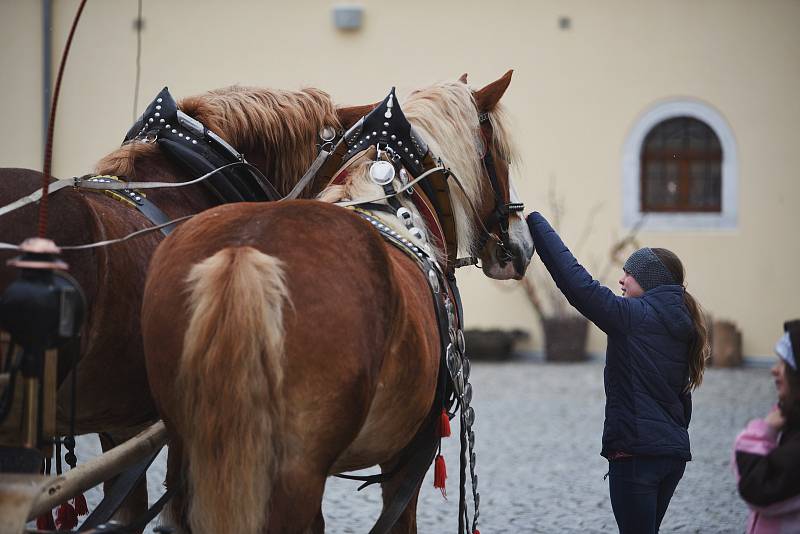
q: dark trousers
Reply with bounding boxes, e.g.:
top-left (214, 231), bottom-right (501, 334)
top-left (608, 456), bottom-right (686, 534)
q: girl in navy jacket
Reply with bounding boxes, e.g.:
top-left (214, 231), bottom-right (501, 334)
top-left (527, 212), bottom-right (709, 534)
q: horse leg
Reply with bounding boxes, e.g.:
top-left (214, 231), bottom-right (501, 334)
top-left (267, 461), bottom-right (328, 534)
top-left (308, 509), bottom-right (325, 534)
top-left (98, 427), bottom-right (151, 530)
top-left (378, 456), bottom-right (423, 534)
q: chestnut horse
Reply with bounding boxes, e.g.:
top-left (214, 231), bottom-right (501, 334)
top-left (0, 85), bottom-right (369, 520)
top-left (142, 71), bottom-right (533, 533)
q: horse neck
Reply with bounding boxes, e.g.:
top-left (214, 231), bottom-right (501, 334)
top-left (179, 87), bottom-right (339, 198)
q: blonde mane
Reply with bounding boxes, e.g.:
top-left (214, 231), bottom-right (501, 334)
top-left (319, 79), bottom-right (519, 259)
top-left (96, 86), bottom-right (339, 195)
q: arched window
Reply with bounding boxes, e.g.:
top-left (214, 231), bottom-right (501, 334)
top-left (622, 99), bottom-right (738, 230)
top-left (641, 117), bottom-right (722, 212)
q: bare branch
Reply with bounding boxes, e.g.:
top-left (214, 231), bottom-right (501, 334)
top-left (520, 277), bottom-right (546, 318)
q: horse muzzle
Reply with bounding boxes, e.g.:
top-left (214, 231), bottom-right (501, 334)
top-left (480, 236), bottom-right (532, 280)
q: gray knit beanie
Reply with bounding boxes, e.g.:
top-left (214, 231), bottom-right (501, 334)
top-left (623, 247), bottom-right (677, 292)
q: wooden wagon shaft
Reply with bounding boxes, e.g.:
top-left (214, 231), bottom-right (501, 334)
top-left (1, 421), bottom-right (167, 533)
top-left (25, 421), bottom-right (167, 521)
top-left (0, 421), bottom-right (166, 534)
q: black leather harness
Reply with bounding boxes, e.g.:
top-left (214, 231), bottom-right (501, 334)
top-left (327, 88), bottom-right (491, 534)
top-left (74, 174), bottom-right (176, 235)
top-left (77, 87), bottom-right (288, 236)
top-left (344, 209), bottom-right (464, 534)
top-left (125, 87), bottom-right (281, 204)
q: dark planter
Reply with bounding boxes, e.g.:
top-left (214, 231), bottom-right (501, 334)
top-left (463, 329), bottom-right (528, 361)
top-left (710, 320), bottom-right (742, 367)
top-left (542, 317), bottom-right (589, 362)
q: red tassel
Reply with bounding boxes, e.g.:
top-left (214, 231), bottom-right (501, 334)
top-left (439, 409), bottom-right (451, 438)
top-left (36, 511), bottom-right (56, 531)
top-left (473, 530), bottom-right (481, 534)
top-left (433, 454), bottom-right (447, 497)
top-left (73, 493), bottom-right (89, 515)
top-left (55, 502), bottom-right (78, 530)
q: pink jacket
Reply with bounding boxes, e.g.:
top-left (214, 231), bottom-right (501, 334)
top-left (733, 418), bottom-right (800, 534)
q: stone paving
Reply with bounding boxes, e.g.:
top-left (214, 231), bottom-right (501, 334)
top-left (76, 359), bottom-right (775, 533)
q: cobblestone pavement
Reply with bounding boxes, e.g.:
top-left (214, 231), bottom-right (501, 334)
top-left (75, 360), bottom-right (774, 533)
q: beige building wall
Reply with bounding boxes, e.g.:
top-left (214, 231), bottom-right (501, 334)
top-left (1, 0), bottom-right (44, 170)
top-left (1, 0), bottom-right (798, 357)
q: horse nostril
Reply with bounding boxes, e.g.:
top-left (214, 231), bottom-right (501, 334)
top-left (495, 245), bottom-right (513, 266)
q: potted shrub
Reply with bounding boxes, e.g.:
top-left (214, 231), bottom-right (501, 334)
top-left (463, 328), bottom-right (529, 361)
top-left (520, 275), bottom-right (590, 362)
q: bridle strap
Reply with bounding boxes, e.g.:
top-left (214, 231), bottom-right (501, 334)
top-left (474, 115), bottom-right (524, 263)
top-left (281, 147), bottom-right (331, 201)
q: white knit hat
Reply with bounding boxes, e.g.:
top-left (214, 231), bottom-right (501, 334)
top-left (775, 332), bottom-right (797, 370)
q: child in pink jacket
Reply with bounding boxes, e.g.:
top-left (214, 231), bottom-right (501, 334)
top-left (734, 319), bottom-right (800, 533)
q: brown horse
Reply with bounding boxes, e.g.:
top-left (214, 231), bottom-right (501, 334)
top-left (142, 71), bottom-right (533, 533)
top-left (0, 85), bottom-right (369, 521)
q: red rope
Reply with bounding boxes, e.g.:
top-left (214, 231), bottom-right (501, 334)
top-left (39, 0), bottom-right (88, 238)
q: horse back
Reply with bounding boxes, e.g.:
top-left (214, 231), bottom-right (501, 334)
top-left (144, 201), bottom-right (396, 424)
top-left (143, 200), bottom-right (440, 470)
top-left (0, 167), bottom-right (164, 432)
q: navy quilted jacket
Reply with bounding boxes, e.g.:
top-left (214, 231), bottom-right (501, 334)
top-left (528, 212), bottom-right (693, 460)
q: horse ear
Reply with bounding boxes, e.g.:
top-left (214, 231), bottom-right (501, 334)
top-left (336, 103), bottom-right (377, 130)
top-left (459, 73), bottom-right (469, 84)
top-left (474, 69), bottom-right (513, 112)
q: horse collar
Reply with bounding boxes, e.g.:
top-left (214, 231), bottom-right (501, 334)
top-left (355, 209), bottom-right (434, 265)
top-left (124, 87), bottom-right (281, 203)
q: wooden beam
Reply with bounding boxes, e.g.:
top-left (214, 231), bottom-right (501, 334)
top-left (27, 421), bottom-right (167, 521)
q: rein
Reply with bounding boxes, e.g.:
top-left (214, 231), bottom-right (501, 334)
top-left (0, 161), bottom-right (251, 251)
top-left (0, 156), bottom-right (446, 252)
top-left (0, 161), bottom-right (255, 220)
top-left (333, 165), bottom-right (447, 207)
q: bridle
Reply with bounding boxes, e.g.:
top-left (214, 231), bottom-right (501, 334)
top-left (472, 111), bottom-right (525, 266)
top-left (321, 93), bottom-right (526, 273)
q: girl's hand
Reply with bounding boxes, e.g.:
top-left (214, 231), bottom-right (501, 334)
top-left (765, 408), bottom-right (786, 432)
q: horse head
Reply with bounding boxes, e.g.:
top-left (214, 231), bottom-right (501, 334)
top-left (319, 72), bottom-right (533, 279)
top-left (404, 71), bottom-right (533, 279)
top-left (466, 70), bottom-right (533, 280)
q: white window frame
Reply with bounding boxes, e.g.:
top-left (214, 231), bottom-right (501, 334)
top-left (622, 99), bottom-right (738, 230)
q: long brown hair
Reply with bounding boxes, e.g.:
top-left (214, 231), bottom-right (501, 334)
top-left (781, 366), bottom-right (800, 427)
top-left (652, 248), bottom-right (710, 391)
top-left (780, 320), bottom-right (800, 426)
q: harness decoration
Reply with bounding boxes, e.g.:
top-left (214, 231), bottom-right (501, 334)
top-left (330, 89), bottom-right (461, 271)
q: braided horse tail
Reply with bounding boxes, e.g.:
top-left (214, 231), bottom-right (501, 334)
top-left (176, 246), bottom-right (289, 534)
